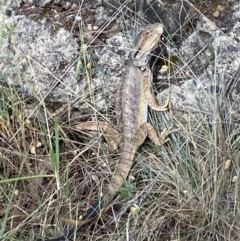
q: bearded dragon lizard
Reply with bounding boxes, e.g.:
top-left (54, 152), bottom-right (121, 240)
top-left (38, 23), bottom-right (176, 241)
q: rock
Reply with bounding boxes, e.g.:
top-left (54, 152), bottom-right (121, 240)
top-left (160, 3), bottom-right (240, 125)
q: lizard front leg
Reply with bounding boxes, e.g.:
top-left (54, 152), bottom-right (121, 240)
top-left (73, 121), bottom-right (121, 150)
top-left (143, 73), bottom-right (169, 111)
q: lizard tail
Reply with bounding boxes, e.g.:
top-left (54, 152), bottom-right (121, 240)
top-left (36, 199), bottom-right (103, 241)
top-left (37, 143), bottom-right (134, 241)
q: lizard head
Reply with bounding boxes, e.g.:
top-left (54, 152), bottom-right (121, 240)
top-left (131, 23), bottom-right (164, 67)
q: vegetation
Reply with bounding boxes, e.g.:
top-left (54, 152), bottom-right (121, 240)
top-left (0, 0), bottom-right (239, 241)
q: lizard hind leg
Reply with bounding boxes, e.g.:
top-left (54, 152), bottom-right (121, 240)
top-left (104, 124), bottom-right (122, 150)
top-left (137, 123), bottom-right (177, 147)
top-left (73, 121), bottom-right (121, 150)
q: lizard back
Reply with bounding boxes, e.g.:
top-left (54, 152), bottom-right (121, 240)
top-left (107, 64), bottom-right (150, 196)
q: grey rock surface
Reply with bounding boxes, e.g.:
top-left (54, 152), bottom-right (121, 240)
top-left (0, 2), bottom-right (133, 112)
top-left (1, 0), bottom-right (239, 121)
top-left (1, 16), bottom-right (79, 100)
top-left (157, 2), bottom-right (240, 125)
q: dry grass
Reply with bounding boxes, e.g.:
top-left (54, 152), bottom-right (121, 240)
top-left (1, 1), bottom-right (240, 241)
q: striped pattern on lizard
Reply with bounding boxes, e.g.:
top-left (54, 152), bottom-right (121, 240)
top-left (38, 23), bottom-right (177, 241)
